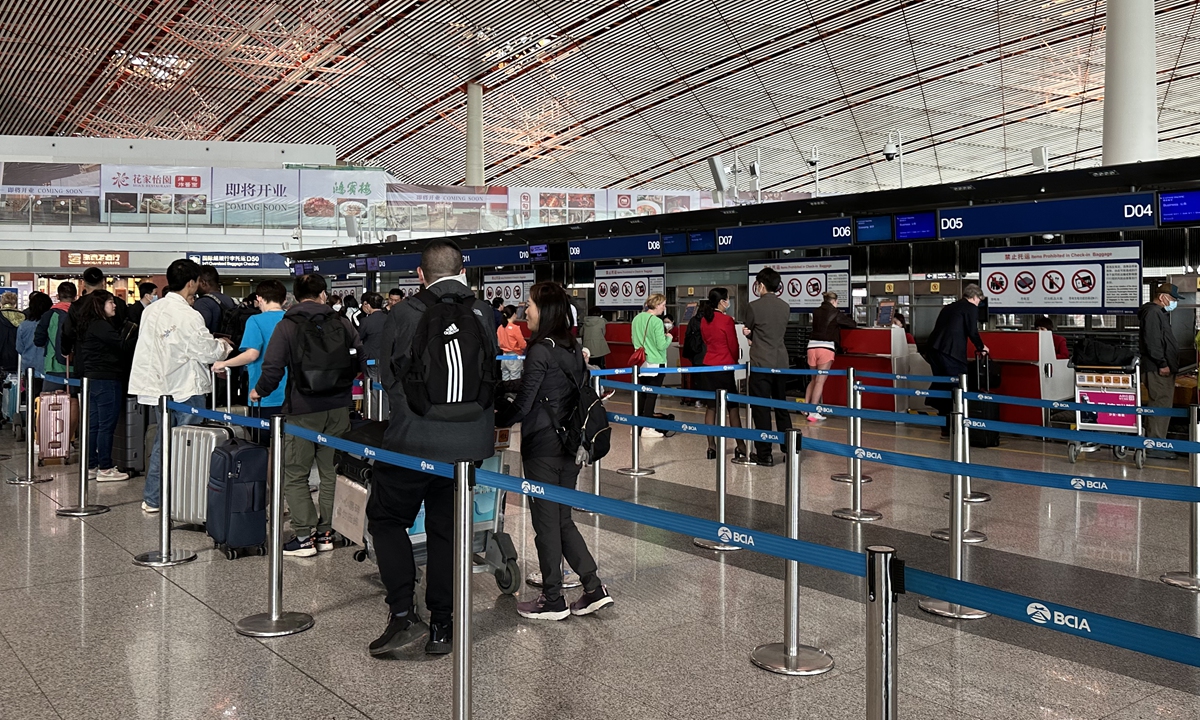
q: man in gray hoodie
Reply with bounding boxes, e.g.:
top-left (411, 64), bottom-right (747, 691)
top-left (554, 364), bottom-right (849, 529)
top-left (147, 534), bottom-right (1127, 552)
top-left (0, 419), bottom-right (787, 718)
top-left (367, 239), bottom-right (499, 658)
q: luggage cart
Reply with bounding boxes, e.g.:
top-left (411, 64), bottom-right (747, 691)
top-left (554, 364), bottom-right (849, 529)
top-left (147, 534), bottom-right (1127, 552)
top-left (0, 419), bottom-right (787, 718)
top-left (1067, 359), bottom-right (1144, 469)
top-left (336, 428), bottom-right (522, 595)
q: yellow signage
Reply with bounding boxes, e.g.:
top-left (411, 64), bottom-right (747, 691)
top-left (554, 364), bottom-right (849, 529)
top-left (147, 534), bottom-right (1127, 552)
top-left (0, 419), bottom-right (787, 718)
top-left (884, 282), bottom-right (894, 294)
top-left (930, 282), bottom-right (941, 293)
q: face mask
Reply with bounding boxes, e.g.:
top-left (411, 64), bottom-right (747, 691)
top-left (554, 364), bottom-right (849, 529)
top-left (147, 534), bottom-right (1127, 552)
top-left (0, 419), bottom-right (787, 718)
top-left (333, 303), bottom-right (343, 312)
top-left (663, 322), bottom-right (674, 331)
top-left (1167, 300), bottom-right (1178, 312)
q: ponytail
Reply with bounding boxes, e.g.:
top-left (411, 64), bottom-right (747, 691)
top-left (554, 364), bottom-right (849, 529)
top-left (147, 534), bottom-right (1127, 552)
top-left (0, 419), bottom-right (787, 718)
top-left (701, 287), bottom-right (727, 322)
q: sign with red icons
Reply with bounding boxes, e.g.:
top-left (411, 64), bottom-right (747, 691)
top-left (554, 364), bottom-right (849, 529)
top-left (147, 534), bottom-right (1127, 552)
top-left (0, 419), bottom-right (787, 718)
top-left (978, 242), bottom-right (1141, 315)
top-left (748, 257), bottom-right (851, 311)
top-left (594, 264), bottom-right (665, 309)
top-left (482, 272), bottom-right (534, 309)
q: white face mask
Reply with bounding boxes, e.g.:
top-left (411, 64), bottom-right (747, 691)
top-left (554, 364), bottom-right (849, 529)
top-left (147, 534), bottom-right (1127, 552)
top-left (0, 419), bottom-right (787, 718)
top-left (663, 322), bottom-right (674, 331)
top-left (333, 303), bottom-right (343, 312)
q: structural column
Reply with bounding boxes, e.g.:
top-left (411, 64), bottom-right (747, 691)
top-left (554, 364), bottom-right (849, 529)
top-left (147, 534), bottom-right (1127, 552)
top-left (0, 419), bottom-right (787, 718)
top-left (1102, 0), bottom-right (1158, 165)
top-left (466, 83), bottom-right (485, 186)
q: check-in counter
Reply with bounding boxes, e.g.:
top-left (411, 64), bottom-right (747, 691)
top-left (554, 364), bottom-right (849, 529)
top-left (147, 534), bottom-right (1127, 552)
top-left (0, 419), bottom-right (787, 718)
top-left (823, 327), bottom-right (910, 412)
top-left (967, 330), bottom-right (1072, 425)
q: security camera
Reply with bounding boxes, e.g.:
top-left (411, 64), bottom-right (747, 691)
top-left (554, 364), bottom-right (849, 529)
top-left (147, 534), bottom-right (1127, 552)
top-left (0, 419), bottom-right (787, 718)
top-left (882, 142), bottom-right (899, 161)
top-left (292, 226), bottom-right (302, 240)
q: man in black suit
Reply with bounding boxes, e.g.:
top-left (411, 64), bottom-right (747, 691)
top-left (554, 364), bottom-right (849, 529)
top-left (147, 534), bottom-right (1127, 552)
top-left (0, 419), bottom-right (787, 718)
top-left (926, 284), bottom-right (990, 423)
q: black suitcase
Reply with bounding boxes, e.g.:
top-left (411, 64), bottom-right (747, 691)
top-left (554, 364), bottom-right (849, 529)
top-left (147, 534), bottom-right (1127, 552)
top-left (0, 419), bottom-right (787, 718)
top-left (334, 420), bottom-right (388, 483)
top-left (206, 437), bottom-right (269, 559)
top-left (112, 397), bottom-right (147, 476)
top-left (967, 354), bottom-right (1001, 448)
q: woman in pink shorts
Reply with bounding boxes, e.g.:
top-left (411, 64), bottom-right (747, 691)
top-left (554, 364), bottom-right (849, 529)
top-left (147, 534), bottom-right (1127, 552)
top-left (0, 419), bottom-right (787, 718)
top-left (805, 291), bottom-right (857, 421)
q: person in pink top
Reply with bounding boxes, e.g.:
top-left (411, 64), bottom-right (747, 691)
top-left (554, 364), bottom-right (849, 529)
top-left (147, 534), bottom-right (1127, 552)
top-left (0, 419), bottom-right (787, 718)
top-left (695, 287), bottom-right (747, 461)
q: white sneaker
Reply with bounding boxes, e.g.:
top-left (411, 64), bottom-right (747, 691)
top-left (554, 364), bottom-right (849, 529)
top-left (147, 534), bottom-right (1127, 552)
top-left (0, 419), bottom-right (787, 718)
top-left (87, 468), bottom-right (98, 479)
top-left (641, 428), bottom-right (666, 438)
top-left (807, 413), bottom-right (826, 422)
top-left (141, 502), bottom-right (161, 513)
top-left (96, 468), bottom-right (129, 482)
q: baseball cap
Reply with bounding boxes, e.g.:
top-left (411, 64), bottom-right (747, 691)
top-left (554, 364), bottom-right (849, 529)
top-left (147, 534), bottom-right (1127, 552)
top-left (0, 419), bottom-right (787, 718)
top-left (1155, 282), bottom-right (1181, 300)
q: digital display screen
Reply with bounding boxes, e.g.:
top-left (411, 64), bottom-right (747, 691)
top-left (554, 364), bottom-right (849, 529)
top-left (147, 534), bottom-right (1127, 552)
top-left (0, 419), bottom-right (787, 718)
top-left (353, 257), bottom-right (380, 272)
top-left (688, 230), bottom-right (716, 253)
top-left (529, 244), bottom-right (550, 263)
top-left (660, 233), bottom-right (688, 255)
top-left (293, 262), bottom-right (314, 276)
top-left (1160, 191), bottom-right (1200, 224)
top-left (895, 212), bottom-right (937, 241)
top-left (854, 216), bottom-right (892, 243)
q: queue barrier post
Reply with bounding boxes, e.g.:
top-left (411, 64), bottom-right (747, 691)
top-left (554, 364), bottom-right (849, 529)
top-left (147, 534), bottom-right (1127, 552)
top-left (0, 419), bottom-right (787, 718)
top-left (933, 383), bottom-right (987, 544)
top-left (919, 402), bottom-right (989, 620)
top-left (1161, 404), bottom-right (1200, 592)
top-left (751, 429), bottom-right (835, 675)
top-left (236, 415), bottom-right (314, 637)
top-left (866, 545), bottom-right (900, 720)
top-left (453, 460), bottom-right (474, 720)
top-left (592, 375), bottom-right (603, 498)
top-left (134, 396), bottom-right (196, 566)
top-left (834, 372), bottom-right (882, 522)
top-left (56, 377), bottom-right (109, 518)
top-left (618, 365), bottom-right (654, 477)
top-left (832, 367), bottom-right (873, 485)
top-left (8, 367), bottom-right (50, 485)
top-left (732, 363), bottom-right (755, 466)
top-left (694, 389), bottom-right (739, 551)
top-left (364, 376), bottom-right (374, 420)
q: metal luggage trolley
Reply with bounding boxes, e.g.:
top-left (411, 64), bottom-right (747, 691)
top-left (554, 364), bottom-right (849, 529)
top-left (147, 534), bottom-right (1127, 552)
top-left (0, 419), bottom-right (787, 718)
top-left (1067, 359), bottom-right (1145, 469)
top-left (341, 428), bottom-right (522, 596)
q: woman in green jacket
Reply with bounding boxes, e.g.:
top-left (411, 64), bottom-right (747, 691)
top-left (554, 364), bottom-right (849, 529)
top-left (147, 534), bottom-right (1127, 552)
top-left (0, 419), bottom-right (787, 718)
top-left (632, 293), bottom-right (672, 438)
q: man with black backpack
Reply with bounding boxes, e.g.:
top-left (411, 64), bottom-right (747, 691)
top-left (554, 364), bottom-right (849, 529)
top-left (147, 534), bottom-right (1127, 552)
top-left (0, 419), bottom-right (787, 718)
top-left (367, 239), bottom-right (499, 658)
top-left (252, 273), bottom-right (364, 557)
top-left (194, 265), bottom-right (236, 336)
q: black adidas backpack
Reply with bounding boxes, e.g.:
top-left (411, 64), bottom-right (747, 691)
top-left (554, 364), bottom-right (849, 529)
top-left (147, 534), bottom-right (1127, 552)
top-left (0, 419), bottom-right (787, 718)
top-left (288, 310), bottom-right (359, 396)
top-left (403, 289), bottom-right (496, 421)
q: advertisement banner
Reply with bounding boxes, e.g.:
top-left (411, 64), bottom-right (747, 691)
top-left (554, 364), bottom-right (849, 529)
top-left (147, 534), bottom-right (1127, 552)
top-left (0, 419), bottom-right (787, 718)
top-left (978, 242), bottom-right (1142, 315)
top-left (748, 257), bottom-right (851, 312)
top-left (100, 165), bottom-right (212, 221)
top-left (0, 162), bottom-right (101, 196)
top-left (594, 264), bottom-right (665, 309)
top-left (299, 169), bottom-right (387, 230)
top-left (61, 250), bottom-right (129, 268)
top-left (211, 167), bottom-right (301, 226)
top-left (608, 189), bottom-right (701, 218)
top-left (483, 272), bottom-right (535, 307)
top-left (509, 187), bottom-right (606, 227)
top-left (386, 184), bottom-right (508, 233)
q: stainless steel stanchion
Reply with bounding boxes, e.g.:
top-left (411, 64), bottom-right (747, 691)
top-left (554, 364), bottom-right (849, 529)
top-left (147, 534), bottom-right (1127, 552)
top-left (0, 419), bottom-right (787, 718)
top-left (695, 389), bottom-right (739, 551)
top-left (944, 373), bottom-right (990, 504)
top-left (919, 406), bottom-right (989, 620)
top-left (732, 364), bottom-right (755, 466)
top-left (8, 367), bottom-right (50, 485)
top-left (934, 386), bottom-right (987, 543)
top-left (363, 379), bottom-right (374, 420)
top-left (134, 396), bottom-right (196, 566)
top-left (56, 377), bottom-right (109, 517)
top-left (832, 368), bottom-right (873, 484)
top-left (452, 460), bottom-right (473, 720)
top-left (751, 429), bottom-right (835, 675)
top-left (236, 415), bottom-right (314, 637)
top-left (1161, 404), bottom-right (1200, 591)
top-left (618, 366), bottom-right (653, 477)
top-left (866, 546), bottom-right (900, 720)
top-left (592, 375), bottom-right (603, 498)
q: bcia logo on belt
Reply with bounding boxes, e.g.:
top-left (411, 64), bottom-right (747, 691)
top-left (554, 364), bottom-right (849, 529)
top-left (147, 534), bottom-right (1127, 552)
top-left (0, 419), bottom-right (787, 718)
top-left (717, 525), bottom-right (754, 546)
top-left (1027, 602), bottom-right (1091, 632)
top-left (520, 481), bottom-right (545, 495)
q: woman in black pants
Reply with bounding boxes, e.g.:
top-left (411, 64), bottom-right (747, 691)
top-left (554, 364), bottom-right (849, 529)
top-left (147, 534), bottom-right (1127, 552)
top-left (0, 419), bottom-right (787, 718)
top-left (497, 282), bottom-right (614, 620)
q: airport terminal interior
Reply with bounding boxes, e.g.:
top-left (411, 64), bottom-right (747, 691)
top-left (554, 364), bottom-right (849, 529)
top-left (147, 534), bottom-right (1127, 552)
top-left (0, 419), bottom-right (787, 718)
top-left (3, 0), bottom-right (1200, 718)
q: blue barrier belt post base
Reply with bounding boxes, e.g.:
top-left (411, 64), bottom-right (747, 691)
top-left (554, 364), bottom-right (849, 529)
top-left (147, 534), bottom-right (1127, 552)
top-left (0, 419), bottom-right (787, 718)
top-left (751, 429), bottom-right (836, 676)
top-left (832, 368), bottom-right (873, 485)
top-left (695, 389), bottom-right (739, 551)
top-left (134, 395), bottom-right (196, 567)
top-left (453, 460), bottom-right (473, 720)
top-left (866, 546), bottom-right (899, 720)
top-left (943, 374), bottom-right (990, 504)
top-left (617, 366), bottom-right (654, 478)
top-left (919, 407), bottom-right (989, 621)
top-left (236, 415), bottom-right (314, 638)
top-left (56, 377), bottom-right (110, 518)
top-left (1161, 405), bottom-right (1200, 592)
top-left (8, 367), bottom-right (51, 485)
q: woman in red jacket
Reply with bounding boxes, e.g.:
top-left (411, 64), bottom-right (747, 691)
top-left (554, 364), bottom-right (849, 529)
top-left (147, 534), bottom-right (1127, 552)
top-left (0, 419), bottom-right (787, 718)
top-left (696, 287), bottom-right (747, 461)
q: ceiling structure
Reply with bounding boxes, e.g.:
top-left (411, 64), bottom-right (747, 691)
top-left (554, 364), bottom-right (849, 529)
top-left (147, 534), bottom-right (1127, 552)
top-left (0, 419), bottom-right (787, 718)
top-left (1, 0), bottom-right (1198, 197)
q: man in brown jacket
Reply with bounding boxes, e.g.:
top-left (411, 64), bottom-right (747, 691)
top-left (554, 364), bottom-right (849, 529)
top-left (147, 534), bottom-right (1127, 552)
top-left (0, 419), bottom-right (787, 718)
top-left (744, 267), bottom-right (792, 466)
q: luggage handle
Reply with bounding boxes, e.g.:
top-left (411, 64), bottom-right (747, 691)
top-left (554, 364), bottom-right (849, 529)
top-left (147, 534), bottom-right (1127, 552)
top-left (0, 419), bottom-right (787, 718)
top-left (55, 418), bottom-right (63, 434)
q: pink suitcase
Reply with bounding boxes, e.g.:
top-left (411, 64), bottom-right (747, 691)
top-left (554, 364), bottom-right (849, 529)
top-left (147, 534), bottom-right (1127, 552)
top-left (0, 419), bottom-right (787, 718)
top-left (36, 390), bottom-right (74, 462)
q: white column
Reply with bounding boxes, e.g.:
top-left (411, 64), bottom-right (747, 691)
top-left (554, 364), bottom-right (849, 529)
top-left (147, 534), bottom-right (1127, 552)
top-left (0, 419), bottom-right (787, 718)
top-left (1102, 0), bottom-right (1158, 166)
top-left (466, 83), bottom-right (485, 186)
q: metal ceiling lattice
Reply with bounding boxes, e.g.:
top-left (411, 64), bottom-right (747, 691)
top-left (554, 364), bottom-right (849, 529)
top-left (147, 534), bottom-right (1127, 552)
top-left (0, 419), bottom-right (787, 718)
top-left (1, 0), bottom-right (1198, 195)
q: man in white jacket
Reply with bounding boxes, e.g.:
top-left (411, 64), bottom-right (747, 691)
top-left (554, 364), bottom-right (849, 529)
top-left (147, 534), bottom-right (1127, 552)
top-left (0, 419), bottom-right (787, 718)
top-left (129, 258), bottom-right (231, 513)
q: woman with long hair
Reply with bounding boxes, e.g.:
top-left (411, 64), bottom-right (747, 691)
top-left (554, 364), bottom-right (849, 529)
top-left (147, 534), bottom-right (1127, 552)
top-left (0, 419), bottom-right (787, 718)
top-left (76, 290), bottom-right (137, 481)
top-left (805, 291), bottom-right (856, 421)
top-left (696, 287), bottom-right (747, 460)
top-left (341, 294), bottom-right (362, 327)
top-left (17, 292), bottom-right (51, 398)
top-left (496, 282), bottom-right (613, 620)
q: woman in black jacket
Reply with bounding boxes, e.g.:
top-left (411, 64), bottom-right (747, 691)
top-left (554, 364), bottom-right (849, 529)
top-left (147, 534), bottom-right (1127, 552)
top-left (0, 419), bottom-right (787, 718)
top-left (77, 291), bottom-right (137, 482)
top-left (497, 282), bottom-right (613, 620)
top-left (804, 291), bottom-right (857, 421)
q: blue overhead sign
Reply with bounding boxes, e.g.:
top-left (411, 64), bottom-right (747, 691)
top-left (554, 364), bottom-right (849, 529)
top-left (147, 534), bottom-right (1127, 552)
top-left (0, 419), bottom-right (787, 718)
top-left (716, 217), bottom-right (853, 252)
top-left (937, 193), bottom-right (1156, 239)
top-left (187, 253), bottom-right (289, 269)
top-left (377, 254), bottom-right (421, 272)
top-left (311, 259), bottom-right (356, 275)
top-left (461, 245), bottom-right (529, 267)
top-left (568, 234), bottom-right (661, 261)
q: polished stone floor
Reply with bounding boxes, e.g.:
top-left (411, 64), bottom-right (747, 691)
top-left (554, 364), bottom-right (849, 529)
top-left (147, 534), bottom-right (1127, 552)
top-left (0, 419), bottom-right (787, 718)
top-left (1, 394), bottom-right (1198, 720)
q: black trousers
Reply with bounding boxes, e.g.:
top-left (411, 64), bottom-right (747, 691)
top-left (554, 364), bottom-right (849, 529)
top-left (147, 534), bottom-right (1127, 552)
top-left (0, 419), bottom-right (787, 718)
top-left (927, 351), bottom-right (967, 417)
top-left (635, 371), bottom-right (664, 419)
top-left (749, 373), bottom-right (792, 457)
top-left (525, 455), bottom-right (600, 601)
top-left (367, 463), bottom-right (454, 622)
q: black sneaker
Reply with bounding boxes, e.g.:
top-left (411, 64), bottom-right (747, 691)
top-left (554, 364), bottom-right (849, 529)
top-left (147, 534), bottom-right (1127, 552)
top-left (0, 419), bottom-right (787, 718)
top-left (368, 613), bottom-right (428, 656)
top-left (425, 620), bottom-right (452, 654)
top-left (754, 454), bottom-right (774, 467)
top-left (570, 585), bottom-right (614, 616)
top-left (282, 533), bottom-right (316, 558)
top-left (517, 593), bottom-right (570, 620)
top-left (315, 530), bottom-right (336, 553)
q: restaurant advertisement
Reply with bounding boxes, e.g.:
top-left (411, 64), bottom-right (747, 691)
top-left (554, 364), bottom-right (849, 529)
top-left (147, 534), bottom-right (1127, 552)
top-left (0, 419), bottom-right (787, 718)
top-left (385, 184), bottom-right (508, 233)
top-left (211, 167), bottom-right (301, 226)
top-left (508, 187), bottom-right (606, 227)
top-left (100, 165), bottom-right (212, 222)
top-left (298, 169), bottom-right (387, 230)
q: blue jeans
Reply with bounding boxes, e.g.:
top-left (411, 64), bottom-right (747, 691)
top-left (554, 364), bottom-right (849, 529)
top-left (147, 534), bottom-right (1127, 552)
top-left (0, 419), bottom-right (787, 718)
top-left (143, 395), bottom-right (205, 509)
top-left (86, 379), bottom-right (121, 470)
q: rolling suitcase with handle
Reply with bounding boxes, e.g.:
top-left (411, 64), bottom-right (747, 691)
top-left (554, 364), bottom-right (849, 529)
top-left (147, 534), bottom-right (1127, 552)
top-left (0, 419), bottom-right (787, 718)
top-left (112, 396), bottom-right (146, 476)
top-left (36, 390), bottom-right (74, 463)
top-left (967, 353), bottom-right (1001, 448)
top-left (171, 423), bottom-right (234, 526)
top-left (206, 437), bottom-right (269, 559)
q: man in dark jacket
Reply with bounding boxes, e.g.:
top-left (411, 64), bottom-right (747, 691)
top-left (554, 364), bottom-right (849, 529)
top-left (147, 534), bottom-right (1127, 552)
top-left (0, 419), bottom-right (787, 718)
top-left (1138, 283), bottom-right (1181, 457)
top-left (367, 239), bottom-right (499, 658)
top-left (744, 267), bottom-right (791, 466)
top-left (926, 284), bottom-right (990, 421)
top-left (64, 267), bottom-right (127, 375)
top-left (194, 265), bottom-right (235, 335)
top-left (253, 273), bottom-right (364, 557)
top-left (127, 282), bottom-right (157, 326)
top-left (357, 292), bottom-right (388, 366)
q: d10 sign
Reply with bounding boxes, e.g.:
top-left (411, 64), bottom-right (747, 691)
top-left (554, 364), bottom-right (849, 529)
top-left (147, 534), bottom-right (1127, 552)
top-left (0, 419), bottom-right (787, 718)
top-left (978, 241), bottom-right (1141, 315)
